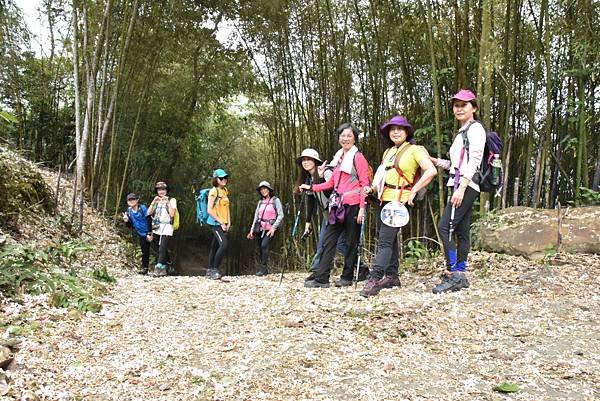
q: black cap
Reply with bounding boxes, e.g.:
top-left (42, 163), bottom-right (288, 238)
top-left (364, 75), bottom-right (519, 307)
top-left (126, 193), bottom-right (138, 200)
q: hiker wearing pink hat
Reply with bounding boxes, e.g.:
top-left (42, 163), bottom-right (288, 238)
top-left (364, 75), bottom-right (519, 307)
top-left (429, 89), bottom-right (486, 293)
top-left (360, 116), bottom-right (437, 297)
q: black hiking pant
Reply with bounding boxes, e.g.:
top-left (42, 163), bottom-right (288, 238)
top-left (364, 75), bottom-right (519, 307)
top-left (153, 234), bottom-right (171, 266)
top-left (313, 205), bottom-right (361, 284)
top-left (209, 225), bottom-right (228, 272)
top-left (256, 231), bottom-right (274, 271)
top-left (138, 235), bottom-right (151, 270)
top-left (369, 202), bottom-right (408, 281)
top-left (438, 187), bottom-right (479, 271)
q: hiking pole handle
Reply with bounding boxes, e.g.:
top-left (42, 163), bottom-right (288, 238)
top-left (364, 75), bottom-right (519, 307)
top-left (354, 206), bottom-right (367, 288)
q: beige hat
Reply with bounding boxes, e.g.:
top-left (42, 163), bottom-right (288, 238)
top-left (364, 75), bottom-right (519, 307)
top-left (296, 148), bottom-right (324, 166)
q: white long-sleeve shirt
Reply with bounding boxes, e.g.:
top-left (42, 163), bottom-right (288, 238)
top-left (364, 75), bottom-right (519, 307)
top-left (436, 121), bottom-right (486, 192)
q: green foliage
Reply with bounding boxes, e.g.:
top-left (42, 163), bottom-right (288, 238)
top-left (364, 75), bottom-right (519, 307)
top-left (402, 239), bottom-right (439, 269)
top-left (91, 266), bottom-right (117, 284)
top-left (0, 241), bottom-right (103, 313)
top-left (493, 382), bottom-right (520, 393)
top-left (576, 187), bottom-right (600, 206)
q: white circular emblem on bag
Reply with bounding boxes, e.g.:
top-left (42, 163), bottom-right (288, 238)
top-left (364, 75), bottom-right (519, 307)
top-left (380, 201), bottom-right (409, 227)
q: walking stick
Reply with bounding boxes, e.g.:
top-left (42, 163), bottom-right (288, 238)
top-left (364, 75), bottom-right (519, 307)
top-left (353, 206), bottom-right (367, 289)
top-left (279, 192), bottom-right (306, 285)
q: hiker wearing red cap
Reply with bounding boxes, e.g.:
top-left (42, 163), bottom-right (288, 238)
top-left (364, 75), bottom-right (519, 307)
top-left (360, 116), bottom-right (437, 297)
top-left (430, 89), bottom-right (486, 293)
top-left (299, 123), bottom-right (371, 288)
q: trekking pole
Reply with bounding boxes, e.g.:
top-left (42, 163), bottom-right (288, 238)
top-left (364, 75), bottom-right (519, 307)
top-left (279, 192), bottom-right (306, 285)
top-left (353, 205), bottom-right (367, 289)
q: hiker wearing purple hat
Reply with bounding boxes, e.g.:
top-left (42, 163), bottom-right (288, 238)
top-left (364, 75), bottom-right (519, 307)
top-left (429, 89), bottom-right (486, 293)
top-left (360, 116), bottom-right (437, 297)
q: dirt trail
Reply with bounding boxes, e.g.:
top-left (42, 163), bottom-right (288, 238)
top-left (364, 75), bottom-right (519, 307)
top-left (5, 253), bottom-right (600, 401)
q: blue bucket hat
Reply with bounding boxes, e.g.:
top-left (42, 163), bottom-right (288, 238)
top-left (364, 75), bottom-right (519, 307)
top-left (213, 168), bottom-right (229, 178)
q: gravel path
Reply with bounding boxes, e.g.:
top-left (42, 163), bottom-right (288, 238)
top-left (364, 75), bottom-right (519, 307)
top-left (4, 253), bottom-right (600, 400)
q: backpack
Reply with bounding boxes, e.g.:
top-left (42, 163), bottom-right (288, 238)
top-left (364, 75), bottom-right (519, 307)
top-left (172, 209), bottom-right (180, 231)
top-left (461, 122), bottom-right (503, 193)
top-left (195, 188), bottom-right (212, 225)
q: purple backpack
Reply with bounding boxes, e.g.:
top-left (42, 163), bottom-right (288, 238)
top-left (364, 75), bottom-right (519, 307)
top-left (461, 123), bottom-right (503, 193)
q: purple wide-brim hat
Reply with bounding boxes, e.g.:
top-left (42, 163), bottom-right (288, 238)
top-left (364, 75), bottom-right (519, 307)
top-left (450, 89), bottom-right (477, 102)
top-left (379, 116), bottom-right (413, 138)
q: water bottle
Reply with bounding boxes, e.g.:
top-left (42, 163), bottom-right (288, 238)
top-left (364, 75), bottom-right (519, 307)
top-left (491, 154), bottom-right (502, 186)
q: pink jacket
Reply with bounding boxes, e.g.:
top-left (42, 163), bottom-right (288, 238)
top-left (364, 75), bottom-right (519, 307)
top-left (312, 152), bottom-right (370, 207)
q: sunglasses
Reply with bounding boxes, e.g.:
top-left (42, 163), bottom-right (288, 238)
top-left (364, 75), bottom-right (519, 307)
top-left (217, 176), bottom-right (229, 180)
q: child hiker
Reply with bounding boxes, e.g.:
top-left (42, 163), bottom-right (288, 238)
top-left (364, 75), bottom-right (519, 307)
top-left (430, 89), bottom-right (485, 293)
top-left (122, 193), bottom-right (153, 275)
top-left (247, 181), bottom-right (284, 276)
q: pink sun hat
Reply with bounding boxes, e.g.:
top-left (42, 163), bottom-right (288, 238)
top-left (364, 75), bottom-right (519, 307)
top-left (450, 89), bottom-right (477, 102)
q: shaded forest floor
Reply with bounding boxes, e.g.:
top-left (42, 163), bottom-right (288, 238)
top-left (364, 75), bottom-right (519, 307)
top-left (4, 251), bottom-right (599, 401)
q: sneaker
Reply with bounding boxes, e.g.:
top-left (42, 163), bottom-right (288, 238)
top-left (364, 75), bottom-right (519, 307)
top-left (304, 280), bottom-right (330, 288)
top-left (378, 275), bottom-right (401, 289)
top-left (256, 267), bottom-right (269, 276)
top-left (138, 268), bottom-right (148, 275)
top-left (304, 272), bottom-right (316, 282)
top-left (432, 272), bottom-right (469, 294)
top-left (334, 277), bottom-right (353, 287)
top-left (154, 264), bottom-right (167, 277)
top-left (209, 269), bottom-right (222, 280)
top-left (360, 278), bottom-right (385, 298)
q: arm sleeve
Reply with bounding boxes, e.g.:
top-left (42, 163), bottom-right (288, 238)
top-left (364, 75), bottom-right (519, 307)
top-left (312, 169), bottom-right (336, 193)
top-left (249, 201), bottom-right (261, 232)
top-left (462, 123), bottom-right (486, 180)
top-left (355, 152), bottom-right (371, 207)
top-left (305, 193), bottom-right (316, 222)
top-left (273, 198), bottom-right (284, 229)
top-left (435, 158), bottom-right (452, 170)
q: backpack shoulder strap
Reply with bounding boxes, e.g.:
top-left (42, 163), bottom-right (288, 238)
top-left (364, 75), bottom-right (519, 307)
top-left (460, 120), bottom-right (479, 150)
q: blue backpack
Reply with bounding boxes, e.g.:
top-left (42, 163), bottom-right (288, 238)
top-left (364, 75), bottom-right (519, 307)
top-left (195, 188), bottom-right (212, 225)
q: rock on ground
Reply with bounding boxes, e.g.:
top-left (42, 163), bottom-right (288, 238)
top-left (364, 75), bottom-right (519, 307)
top-left (2, 252), bottom-right (599, 401)
top-left (478, 206), bottom-right (600, 259)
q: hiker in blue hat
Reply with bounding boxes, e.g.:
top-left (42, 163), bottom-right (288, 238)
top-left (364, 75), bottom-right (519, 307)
top-left (429, 89), bottom-right (486, 293)
top-left (360, 116), bottom-right (437, 297)
top-left (206, 168), bottom-right (231, 280)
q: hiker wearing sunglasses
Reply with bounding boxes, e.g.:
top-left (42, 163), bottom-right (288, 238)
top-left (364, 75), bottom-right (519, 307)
top-left (147, 181), bottom-right (177, 277)
top-left (295, 148), bottom-right (369, 282)
top-left (247, 181), bottom-right (284, 276)
top-left (299, 123), bottom-right (371, 288)
top-left (429, 89), bottom-right (485, 293)
top-left (360, 116), bottom-right (437, 297)
top-left (206, 169), bottom-right (231, 280)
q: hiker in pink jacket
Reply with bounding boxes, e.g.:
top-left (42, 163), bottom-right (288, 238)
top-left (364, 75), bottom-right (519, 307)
top-left (299, 123), bottom-right (371, 288)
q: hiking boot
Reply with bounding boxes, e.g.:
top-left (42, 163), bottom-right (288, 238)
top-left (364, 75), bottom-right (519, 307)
top-left (256, 266), bottom-right (269, 276)
top-left (357, 266), bottom-right (369, 282)
top-left (304, 280), bottom-right (330, 288)
top-left (138, 268), bottom-right (148, 275)
top-left (378, 275), bottom-right (401, 289)
top-left (334, 277), bottom-right (353, 287)
top-left (304, 272), bottom-right (316, 282)
top-left (209, 269), bottom-right (222, 280)
top-left (359, 278), bottom-right (384, 298)
top-left (432, 272), bottom-right (469, 294)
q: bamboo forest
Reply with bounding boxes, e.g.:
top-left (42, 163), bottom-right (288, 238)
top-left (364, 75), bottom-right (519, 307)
top-left (0, 0), bottom-right (599, 399)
